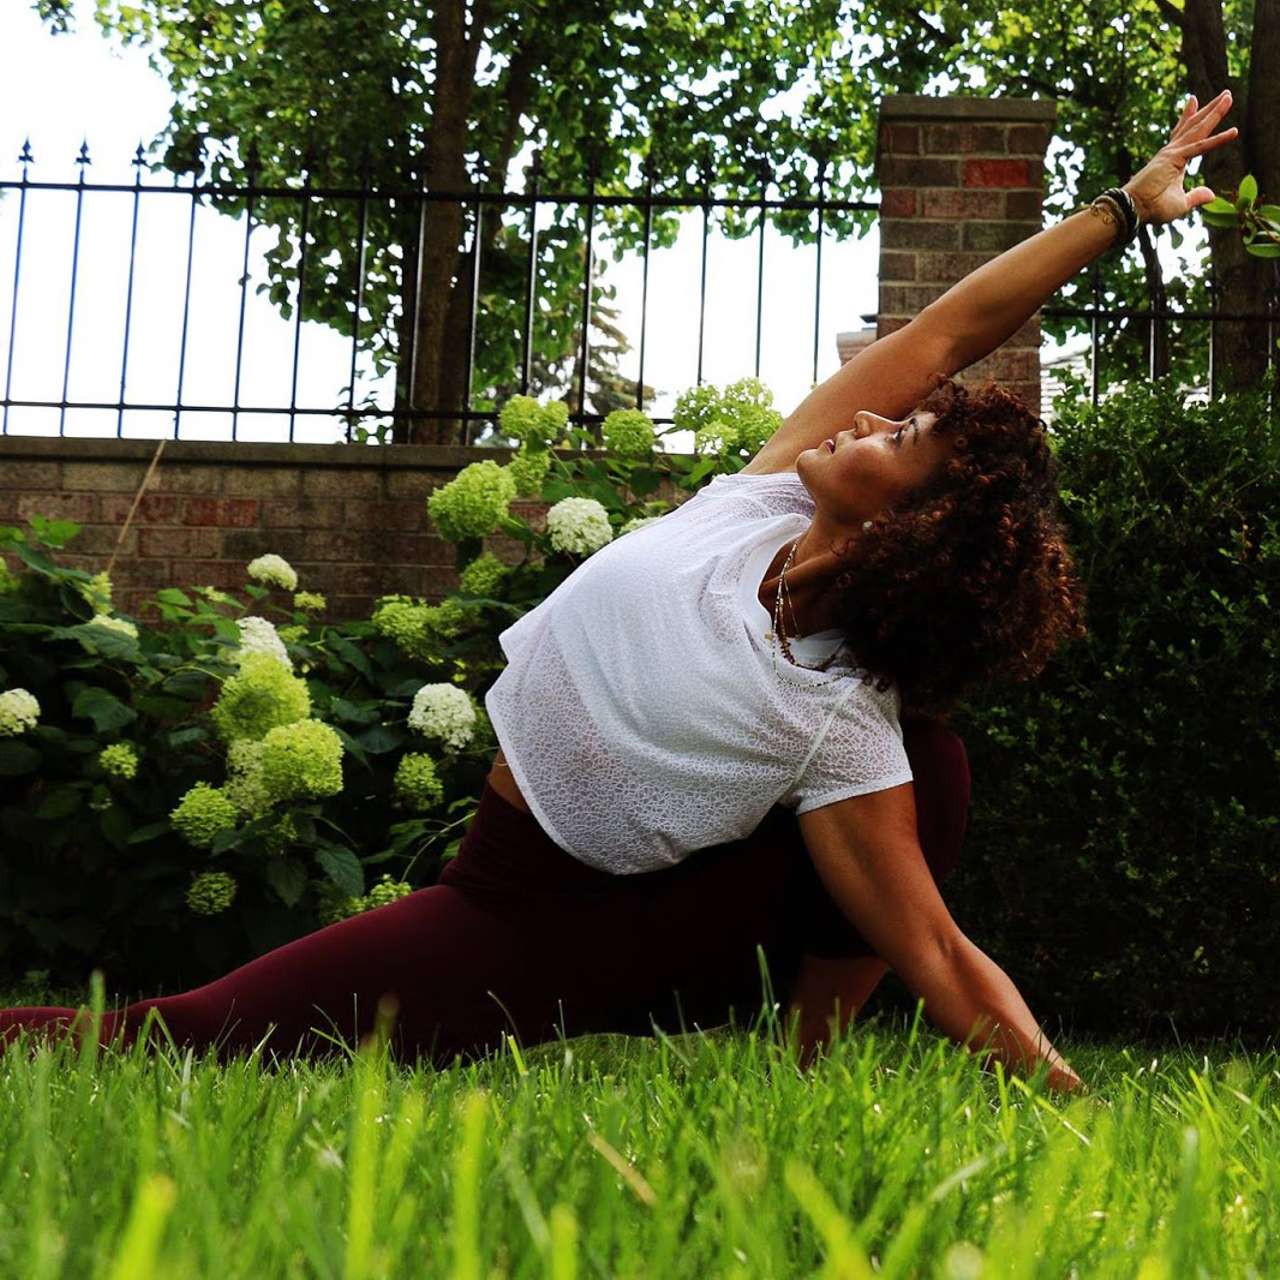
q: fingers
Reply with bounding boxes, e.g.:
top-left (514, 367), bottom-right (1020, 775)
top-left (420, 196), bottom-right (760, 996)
top-left (1172, 124), bottom-right (1238, 159)
top-left (1177, 89), bottom-right (1233, 142)
top-left (1170, 94), bottom-right (1198, 142)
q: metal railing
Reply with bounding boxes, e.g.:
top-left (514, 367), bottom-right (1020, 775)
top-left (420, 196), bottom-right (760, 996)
top-left (0, 141), bottom-right (878, 444)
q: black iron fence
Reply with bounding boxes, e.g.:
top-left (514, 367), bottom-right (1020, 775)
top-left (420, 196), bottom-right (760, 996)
top-left (1, 140), bottom-right (1276, 444)
top-left (0, 141), bottom-right (881, 445)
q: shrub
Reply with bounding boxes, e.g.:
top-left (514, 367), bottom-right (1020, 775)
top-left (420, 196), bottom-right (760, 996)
top-left (940, 377), bottom-right (1280, 1041)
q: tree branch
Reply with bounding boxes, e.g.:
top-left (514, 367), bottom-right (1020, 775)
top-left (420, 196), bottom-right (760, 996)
top-left (1152, 0), bottom-right (1185, 31)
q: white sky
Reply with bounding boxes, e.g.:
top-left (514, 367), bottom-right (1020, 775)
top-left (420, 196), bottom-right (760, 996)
top-left (0, 1), bottom-right (1190, 449)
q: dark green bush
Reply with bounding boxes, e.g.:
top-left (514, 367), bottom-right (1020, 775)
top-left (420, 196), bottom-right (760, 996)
top-left (938, 376), bottom-right (1280, 1042)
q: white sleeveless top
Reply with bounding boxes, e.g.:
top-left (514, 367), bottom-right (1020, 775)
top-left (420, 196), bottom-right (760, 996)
top-left (483, 469), bottom-right (914, 873)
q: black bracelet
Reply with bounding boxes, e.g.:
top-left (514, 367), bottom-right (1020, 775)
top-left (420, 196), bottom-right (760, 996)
top-left (1100, 186), bottom-right (1139, 245)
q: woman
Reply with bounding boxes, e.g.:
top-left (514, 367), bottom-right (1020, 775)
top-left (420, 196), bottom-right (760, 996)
top-left (2, 92), bottom-right (1237, 1089)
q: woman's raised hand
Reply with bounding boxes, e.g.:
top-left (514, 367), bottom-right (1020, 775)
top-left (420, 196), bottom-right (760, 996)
top-left (1121, 90), bottom-right (1239, 226)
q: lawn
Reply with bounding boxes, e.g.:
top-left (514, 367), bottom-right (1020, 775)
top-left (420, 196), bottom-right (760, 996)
top-left (0, 976), bottom-right (1274, 1278)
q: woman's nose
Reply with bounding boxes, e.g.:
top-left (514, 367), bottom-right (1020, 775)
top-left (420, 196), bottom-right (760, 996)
top-left (853, 412), bottom-right (890, 438)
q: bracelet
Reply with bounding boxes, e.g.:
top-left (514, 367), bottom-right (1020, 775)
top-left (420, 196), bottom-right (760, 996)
top-left (1101, 186), bottom-right (1140, 242)
top-left (1071, 189), bottom-right (1139, 252)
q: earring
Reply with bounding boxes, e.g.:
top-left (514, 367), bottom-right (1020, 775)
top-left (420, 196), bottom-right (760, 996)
top-left (862, 520), bottom-right (873, 530)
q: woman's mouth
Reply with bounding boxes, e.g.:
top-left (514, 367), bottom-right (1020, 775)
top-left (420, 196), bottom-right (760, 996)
top-left (823, 438), bottom-right (836, 453)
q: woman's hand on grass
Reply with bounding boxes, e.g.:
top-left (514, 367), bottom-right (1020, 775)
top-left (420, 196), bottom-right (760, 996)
top-left (1122, 89), bottom-right (1238, 225)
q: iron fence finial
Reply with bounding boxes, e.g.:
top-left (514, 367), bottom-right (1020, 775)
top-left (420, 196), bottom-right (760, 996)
top-left (18, 138), bottom-right (32, 167)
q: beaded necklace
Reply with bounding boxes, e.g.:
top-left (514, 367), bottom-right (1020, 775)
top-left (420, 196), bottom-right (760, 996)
top-left (767, 535), bottom-right (847, 687)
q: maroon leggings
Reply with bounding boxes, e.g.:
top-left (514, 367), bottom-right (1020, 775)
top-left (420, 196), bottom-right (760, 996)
top-left (0, 720), bottom-right (969, 1068)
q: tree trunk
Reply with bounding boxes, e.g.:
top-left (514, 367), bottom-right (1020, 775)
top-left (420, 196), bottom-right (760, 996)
top-left (407, 0), bottom-right (484, 445)
top-left (1180, 0), bottom-right (1278, 392)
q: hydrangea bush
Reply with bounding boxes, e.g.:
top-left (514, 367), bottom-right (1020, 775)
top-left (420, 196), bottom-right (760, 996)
top-left (0, 383), bottom-right (763, 991)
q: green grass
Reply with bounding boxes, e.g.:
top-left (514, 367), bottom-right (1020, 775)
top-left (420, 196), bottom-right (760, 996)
top-left (1, 975), bottom-right (1276, 1278)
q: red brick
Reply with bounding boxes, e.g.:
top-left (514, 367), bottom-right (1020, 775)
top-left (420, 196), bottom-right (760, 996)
top-left (385, 470), bottom-right (448, 500)
top-left (963, 221), bottom-right (1040, 252)
top-left (1005, 190), bottom-right (1046, 221)
top-left (153, 464), bottom-right (221, 495)
top-left (962, 348), bottom-right (1042, 382)
top-left (222, 529), bottom-right (309, 562)
top-left (182, 497), bottom-right (260, 527)
top-left (342, 499), bottom-right (426, 532)
top-left (880, 251), bottom-right (918, 282)
top-left (62, 461), bottom-right (150, 492)
top-left (0, 460), bottom-right (60, 488)
top-left (16, 492), bottom-right (96, 523)
top-left (323, 562), bottom-right (428, 595)
top-left (139, 526), bottom-right (222, 558)
top-left (879, 284), bottom-right (947, 315)
top-left (109, 559), bottom-right (173, 587)
top-left (882, 221), bottom-right (962, 251)
top-left (963, 158), bottom-right (1038, 189)
top-left (301, 468), bottom-right (382, 498)
top-left (879, 123), bottom-right (920, 154)
top-left (260, 497), bottom-right (344, 528)
top-left (924, 124), bottom-right (1007, 155)
top-left (880, 188), bottom-right (917, 218)
top-left (880, 156), bottom-right (960, 188)
top-left (920, 189), bottom-right (1006, 220)
top-left (169, 559), bottom-right (246, 590)
top-left (64, 524), bottom-right (138, 557)
top-left (99, 493), bottom-right (183, 524)
top-left (916, 251), bottom-right (994, 286)
top-left (221, 467), bottom-right (302, 498)
top-left (876, 317), bottom-right (912, 338)
top-left (1007, 124), bottom-right (1052, 155)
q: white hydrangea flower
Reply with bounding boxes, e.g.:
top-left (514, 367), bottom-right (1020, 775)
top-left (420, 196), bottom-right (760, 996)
top-left (618, 515), bottom-right (664, 536)
top-left (233, 615), bottom-right (292, 669)
top-left (407, 683), bottom-right (476, 750)
top-left (247, 554), bottom-right (299, 592)
top-left (0, 688), bottom-right (40, 737)
top-left (546, 496), bottom-right (613, 556)
top-left (89, 613), bottom-right (139, 639)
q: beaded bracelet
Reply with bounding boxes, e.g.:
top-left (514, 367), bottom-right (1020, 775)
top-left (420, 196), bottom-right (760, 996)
top-left (1072, 188), bottom-right (1140, 252)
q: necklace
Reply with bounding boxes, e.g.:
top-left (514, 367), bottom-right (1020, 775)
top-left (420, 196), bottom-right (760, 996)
top-left (768, 536), bottom-right (846, 686)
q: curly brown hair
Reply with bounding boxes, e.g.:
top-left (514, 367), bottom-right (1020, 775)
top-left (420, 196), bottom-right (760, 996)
top-left (829, 373), bottom-right (1087, 719)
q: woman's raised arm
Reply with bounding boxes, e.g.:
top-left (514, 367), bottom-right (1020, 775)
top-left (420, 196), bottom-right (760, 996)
top-left (927, 89), bottom-right (1238, 373)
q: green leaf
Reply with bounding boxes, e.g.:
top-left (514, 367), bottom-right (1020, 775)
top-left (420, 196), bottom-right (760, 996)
top-left (210, 827), bottom-right (242, 854)
top-left (128, 820), bottom-right (172, 844)
top-left (71, 687), bottom-right (137, 733)
top-left (1236, 174), bottom-right (1258, 209)
top-left (27, 514), bottom-right (82, 548)
top-left (1244, 242), bottom-right (1280, 259)
top-left (167, 725), bottom-right (207, 748)
top-left (315, 844), bottom-right (364, 898)
top-left (0, 742), bottom-right (42, 776)
top-left (59, 622), bottom-right (140, 660)
top-left (153, 588), bottom-right (193, 606)
top-left (161, 670), bottom-right (213, 700)
top-left (328, 635), bottom-right (373, 678)
top-left (1198, 209), bottom-right (1239, 230)
top-left (100, 805), bottom-right (132, 850)
top-left (1199, 196), bottom-right (1236, 215)
top-left (354, 723), bottom-right (408, 754)
top-left (36, 785), bottom-right (82, 820)
top-left (265, 856), bottom-right (308, 907)
top-left (11, 540), bottom-right (62, 576)
top-left (330, 697), bottom-right (382, 725)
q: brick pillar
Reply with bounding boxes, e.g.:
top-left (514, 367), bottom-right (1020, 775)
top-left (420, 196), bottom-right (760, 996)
top-left (874, 94), bottom-right (1057, 415)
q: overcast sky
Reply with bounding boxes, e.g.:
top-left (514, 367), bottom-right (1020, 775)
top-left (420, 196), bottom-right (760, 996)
top-left (2, 2), bottom-right (1189, 450)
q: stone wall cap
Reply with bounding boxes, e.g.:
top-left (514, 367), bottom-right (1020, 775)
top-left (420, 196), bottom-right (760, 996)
top-left (880, 94), bottom-right (1058, 122)
top-left (0, 435), bottom-right (697, 467)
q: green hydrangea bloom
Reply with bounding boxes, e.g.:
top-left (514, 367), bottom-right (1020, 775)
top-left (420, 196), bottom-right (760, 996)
top-left (75, 570), bottom-right (112, 612)
top-left (293, 591), bottom-right (327, 612)
top-left (211, 651), bottom-right (311, 743)
top-left (458, 552), bottom-right (509, 598)
top-left (314, 880), bottom-right (366, 925)
top-left (224, 739), bottom-right (273, 819)
top-left (277, 624), bottom-right (309, 644)
top-left (260, 719), bottom-right (344, 802)
top-left (426, 460), bottom-right (517, 541)
top-left (619, 515), bottom-right (665, 536)
top-left (675, 377), bottom-right (783, 456)
top-left (364, 873), bottom-right (414, 910)
top-left (506, 446), bottom-right (552, 497)
top-left (85, 613), bottom-right (139, 645)
top-left (394, 752), bottom-right (445, 811)
top-left (171, 783), bottom-right (239, 850)
top-left (372, 596), bottom-right (468, 662)
top-left (602, 408), bottom-right (657, 458)
top-left (0, 688), bottom-right (40, 736)
top-left (498, 395), bottom-right (569, 447)
top-left (187, 870), bottom-right (237, 916)
top-left (98, 742), bottom-right (139, 781)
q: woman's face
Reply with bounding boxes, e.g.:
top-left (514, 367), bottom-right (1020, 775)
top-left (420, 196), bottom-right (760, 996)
top-left (795, 408), bottom-right (951, 526)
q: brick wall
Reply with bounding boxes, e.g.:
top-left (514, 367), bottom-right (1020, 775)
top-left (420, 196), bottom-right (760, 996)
top-left (0, 436), bottom-right (683, 623)
top-left (874, 94), bottom-right (1057, 415)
